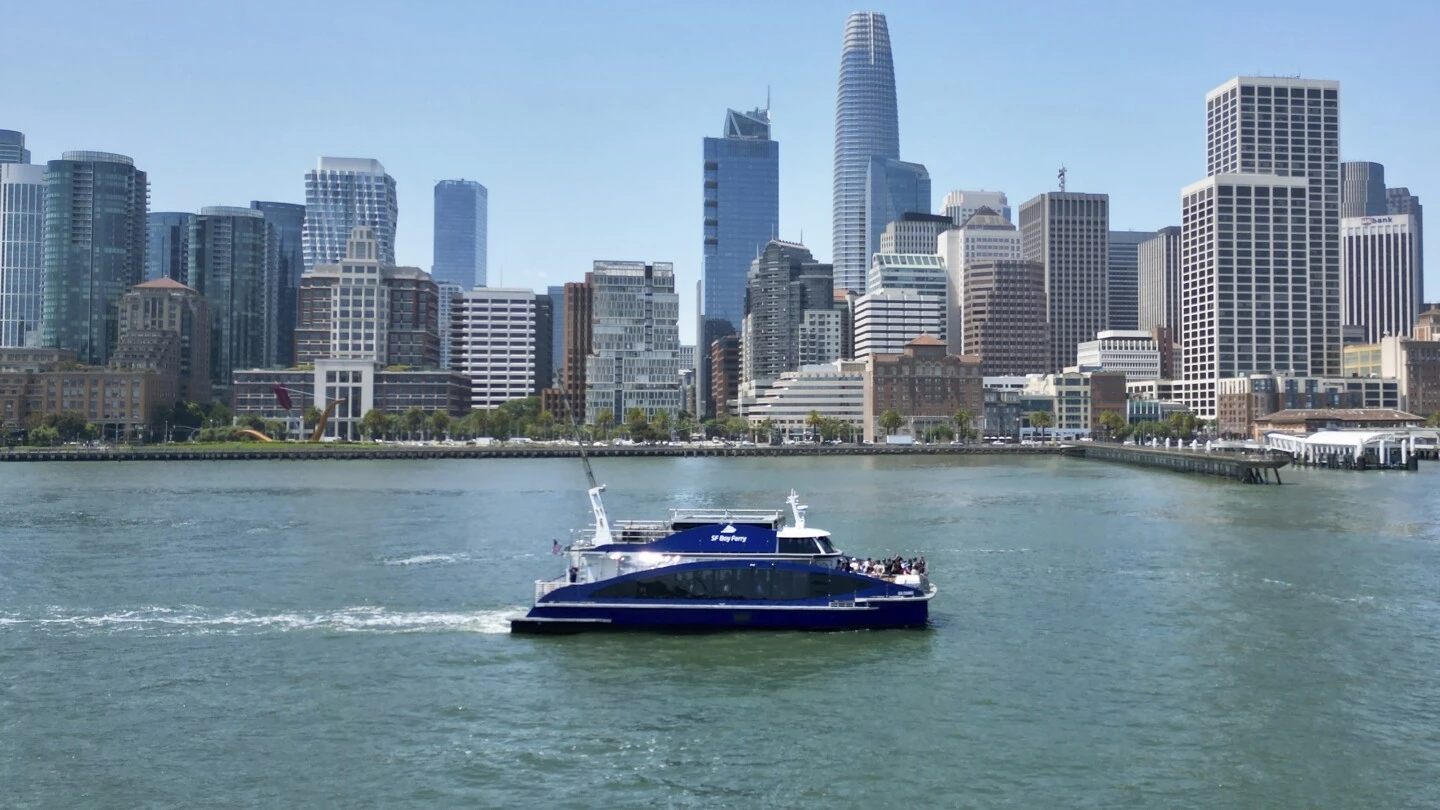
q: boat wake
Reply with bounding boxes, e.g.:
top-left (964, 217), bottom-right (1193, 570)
top-left (381, 553), bottom-right (471, 566)
top-left (0, 605), bottom-right (523, 636)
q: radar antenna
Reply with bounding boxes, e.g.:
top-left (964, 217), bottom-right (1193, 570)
top-left (1058, 165), bottom-right (1067, 192)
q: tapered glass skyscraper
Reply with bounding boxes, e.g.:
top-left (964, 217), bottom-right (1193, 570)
top-left (302, 157), bottom-right (396, 274)
top-left (432, 179), bottom-right (487, 288)
top-left (833, 11), bottom-right (900, 294)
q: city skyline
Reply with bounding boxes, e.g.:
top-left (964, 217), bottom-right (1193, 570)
top-left (4, 1), bottom-right (1437, 341)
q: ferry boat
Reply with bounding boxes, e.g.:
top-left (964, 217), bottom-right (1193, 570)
top-left (511, 464), bottom-right (936, 633)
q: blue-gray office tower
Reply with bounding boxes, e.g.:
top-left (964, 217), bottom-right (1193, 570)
top-left (865, 157), bottom-right (929, 263)
top-left (833, 11), bottom-right (900, 293)
top-left (700, 106), bottom-right (778, 418)
top-left (146, 212), bottom-right (195, 282)
top-left (548, 284), bottom-right (565, 383)
top-left (432, 179), bottom-right (487, 288)
top-left (42, 152), bottom-right (148, 365)
top-left (0, 130), bottom-right (30, 164)
top-left (251, 201), bottom-right (305, 365)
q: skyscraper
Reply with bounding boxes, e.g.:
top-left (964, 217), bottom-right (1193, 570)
top-left (451, 288), bottom-right (537, 409)
top-left (853, 254), bottom-right (947, 358)
top-left (962, 258), bottom-right (1049, 376)
top-left (943, 190), bottom-right (1011, 226)
top-left (833, 11), bottom-right (900, 293)
top-left (1018, 192), bottom-right (1110, 373)
top-left (1342, 214), bottom-right (1421, 342)
top-left (741, 241), bottom-right (836, 394)
top-left (701, 106), bottom-right (779, 419)
top-left (1387, 188), bottom-right (1424, 289)
top-left (145, 212), bottom-right (195, 282)
top-left (116, 278), bottom-right (212, 403)
top-left (702, 106), bottom-right (778, 335)
top-left (1107, 230), bottom-right (1156, 332)
top-left (250, 201), bottom-right (305, 366)
top-left (584, 261), bottom-right (681, 423)
top-left (1341, 161), bottom-right (1386, 218)
top-left (41, 151), bottom-right (149, 366)
top-left (189, 207), bottom-right (276, 389)
top-left (0, 130), bottom-right (30, 164)
top-left (432, 179), bottom-right (487, 288)
top-left (937, 206), bottom-right (1021, 355)
top-left (879, 212), bottom-right (951, 254)
top-left (865, 157), bottom-right (930, 268)
top-left (547, 284), bottom-right (565, 383)
top-left (302, 157), bottom-right (397, 274)
top-left (1137, 226), bottom-right (1181, 333)
top-left (0, 163), bottom-right (46, 347)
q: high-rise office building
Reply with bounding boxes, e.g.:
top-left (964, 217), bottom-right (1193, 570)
top-left (0, 164), bottom-right (46, 347)
top-left (1136, 226), bottom-right (1181, 333)
top-left (295, 227), bottom-right (440, 369)
top-left (547, 284), bottom-right (565, 383)
top-left (1107, 230), bottom-right (1156, 332)
top-left (833, 11), bottom-right (900, 293)
top-left (943, 190), bottom-right (1011, 227)
top-left (432, 179), bottom-right (487, 288)
top-left (1342, 214), bottom-right (1421, 342)
top-left (451, 288), bottom-right (537, 409)
top-left (302, 157), bottom-right (397, 273)
top-left (701, 105), bottom-right (779, 420)
top-left (1202, 77), bottom-right (1342, 379)
top-left (962, 258), bottom-right (1048, 376)
top-left (436, 280), bottom-right (464, 370)
top-left (702, 107), bottom-right (779, 335)
top-left (853, 254), bottom-right (947, 358)
top-left (534, 290), bottom-right (553, 392)
top-left (1018, 192), bottom-right (1109, 372)
top-left (1341, 161), bottom-right (1387, 218)
top-left (879, 212), bottom-right (951, 254)
top-left (1387, 188), bottom-right (1424, 287)
top-left (559, 278), bottom-right (593, 421)
top-left (116, 278), bottom-right (212, 403)
top-left (937, 206), bottom-right (1021, 355)
top-left (865, 157), bottom-right (930, 273)
top-left (189, 207), bottom-right (276, 390)
top-left (251, 201), bottom-right (305, 366)
top-left (740, 241), bottom-right (836, 394)
top-left (584, 261), bottom-right (681, 423)
top-left (145, 213), bottom-right (195, 283)
top-left (1181, 175), bottom-right (1313, 417)
top-left (0, 130), bottom-right (29, 164)
top-left (41, 151), bottom-right (148, 366)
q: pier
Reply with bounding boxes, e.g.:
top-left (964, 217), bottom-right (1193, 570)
top-left (1075, 443), bottom-right (1288, 484)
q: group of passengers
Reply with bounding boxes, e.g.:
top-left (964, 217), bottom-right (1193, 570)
top-left (842, 555), bottom-right (926, 577)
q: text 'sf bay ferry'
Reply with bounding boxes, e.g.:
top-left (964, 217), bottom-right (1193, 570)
top-left (511, 454), bottom-right (936, 634)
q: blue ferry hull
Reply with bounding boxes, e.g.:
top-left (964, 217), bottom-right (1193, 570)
top-left (512, 598), bottom-right (930, 634)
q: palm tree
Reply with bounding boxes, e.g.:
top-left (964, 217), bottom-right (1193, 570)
top-left (805, 410), bottom-right (825, 443)
top-left (952, 408), bottom-right (975, 443)
top-left (360, 408), bottom-right (388, 441)
top-left (401, 407), bottom-right (427, 440)
top-left (427, 411), bottom-right (451, 441)
top-left (1029, 410), bottom-right (1053, 444)
top-left (878, 409), bottom-right (904, 436)
top-left (594, 409), bottom-right (615, 441)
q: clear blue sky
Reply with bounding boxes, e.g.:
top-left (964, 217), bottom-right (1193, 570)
top-left (6, 0), bottom-right (1437, 339)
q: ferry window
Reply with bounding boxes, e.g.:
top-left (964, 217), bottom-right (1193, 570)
top-left (778, 537), bottom-right (820, 554)
top-left (592, 568), bottom-right (869, 601)
top-left (815, 537), bottom-right (836, 554)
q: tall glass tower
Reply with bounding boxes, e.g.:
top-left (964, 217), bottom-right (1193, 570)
top-left (702, 107), bottom-right (779, 337)
top-left (189, 207), bottom-right (276, 387)
top-left (251, 200), bottom-right (305, 366)
top-left (146, 212), bottom-right (196, 282)
top-left (302, 157), bottom-right (397, 274)
top-left (865, 156), bottom-right (929, 263)
top-left (0, 163), bottom-right (46, 347)
top-left (833, 11), bottom-right (900, 294)
top-left (432, 179), bottom-right (487, 288)
top-left (0, 130), bottom-right (30, 164)
top-left (42, 151), bottom-right (148, 365)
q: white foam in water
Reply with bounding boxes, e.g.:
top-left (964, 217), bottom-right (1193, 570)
top-left (382, 553), bottom-right (470, 566)
top-left (0, 606), bottom-right (522, 635)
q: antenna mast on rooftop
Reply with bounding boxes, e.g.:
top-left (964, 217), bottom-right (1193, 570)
top-left (1058, 165), bottom-right (1067, 193)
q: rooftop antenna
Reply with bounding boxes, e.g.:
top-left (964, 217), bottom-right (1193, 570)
top-left (1058, 165), bottom-right (1067, 192)
top-left (766, 85), bottom-right (771, 113)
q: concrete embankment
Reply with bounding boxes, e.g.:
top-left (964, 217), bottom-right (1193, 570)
top-left (0, 444), bottom-right (1063, 463)
top-left (1075, 443), bottom-right (1289, 484)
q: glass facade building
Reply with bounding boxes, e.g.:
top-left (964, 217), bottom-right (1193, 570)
top-left (251, 200), bottom-right (305, 365)
top-left (189, 207), bottom-right (276, 390)
top-left (42, 151), bottom-right (149, 366)
top-left (865, 157), bottom-right (929, 266)
top-left (833, 11), bottom-right (900, 294)
top-left (0, 164), bottom-right (46, 347)
top-left (1107, 230), bottom-right (1156, 332)
top-left (0, 130), bottom-right (30, 164)
top-left (702, 107), bottom-right (779, 337)
top-left (145, 212), bottom-right (195, 282)
top-left (302, 157), bottom-right (397, 274)
top-left (432, 179), bottom-right (488, 288)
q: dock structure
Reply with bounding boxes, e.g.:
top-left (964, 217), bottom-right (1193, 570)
top-left (1075, 443), bottom-right (1288, 484)
top-left (1262, 430), bottom-right (1431, 471)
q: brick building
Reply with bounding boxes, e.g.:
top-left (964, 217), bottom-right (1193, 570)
top-left (864, 335), bottom-right (983, 441)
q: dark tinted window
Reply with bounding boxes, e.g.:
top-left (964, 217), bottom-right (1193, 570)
top-left (591, 567), bottom-right (870, 601)
top-left (777, 536), bottom-right (819, 554)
